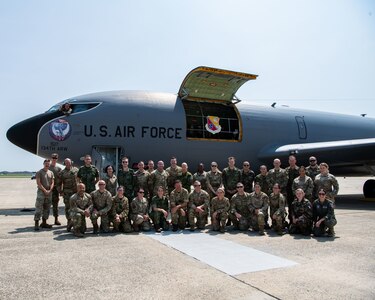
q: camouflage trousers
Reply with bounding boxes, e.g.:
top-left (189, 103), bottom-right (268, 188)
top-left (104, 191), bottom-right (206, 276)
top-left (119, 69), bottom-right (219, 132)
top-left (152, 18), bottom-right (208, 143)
top-left (250, 211), bottom-right (265, 230)
top-left (150, 211), bottom-right (169, 230)
top-left (188, 208), bottom-right (208, 229)
top-left (229, 213), bottom-right (251, 231)
top-left (34, 190), bottom-right (52, 221)
top-left (62, 191), bottom-right (75, 221)
top-left (270, 209), bottom-right (285, 230)
top-left (289, 216), bottom-right (312, 235)
top-left (211, 211), bottom-right (228, 231)
top-left (110, 216), bottom-right (133, 233)
top-left (130, 214), bottom-right (151, 231)
top-left (51, 188), bottom-right (60, 217)
top-left (313, 217), bottom-right (337, 237)
top-left (90, 213), bottom-right (110, 232)
top-left (71, 212), bottom-right (87, 233)
top-left (171, 209), bottom-right (187, 229)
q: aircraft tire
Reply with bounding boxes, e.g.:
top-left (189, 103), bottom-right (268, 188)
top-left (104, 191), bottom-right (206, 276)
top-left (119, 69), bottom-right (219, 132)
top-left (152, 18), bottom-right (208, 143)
top-left (363, 179), bottom-right (375, 198)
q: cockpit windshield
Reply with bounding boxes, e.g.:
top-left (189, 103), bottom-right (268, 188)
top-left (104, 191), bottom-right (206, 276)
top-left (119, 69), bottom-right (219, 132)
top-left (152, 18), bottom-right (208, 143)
top-left (47, 102), bottom-right (101, 114)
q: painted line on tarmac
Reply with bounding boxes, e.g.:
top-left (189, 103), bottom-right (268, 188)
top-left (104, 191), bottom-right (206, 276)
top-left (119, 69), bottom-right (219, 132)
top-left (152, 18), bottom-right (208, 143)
top-left (145, 232), bottom-right (298, 275)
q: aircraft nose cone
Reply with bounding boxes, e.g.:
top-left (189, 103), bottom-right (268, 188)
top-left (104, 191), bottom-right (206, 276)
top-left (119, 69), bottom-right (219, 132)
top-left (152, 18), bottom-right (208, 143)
top-left (7, 119), bottom-right (38, 154)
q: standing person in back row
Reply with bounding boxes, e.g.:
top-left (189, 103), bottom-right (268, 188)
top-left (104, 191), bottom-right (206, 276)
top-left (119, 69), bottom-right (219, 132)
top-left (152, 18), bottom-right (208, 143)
top-left (117, 157), bottom-right (135, 201)
top-left (77, 154), bottom-right (99, 194)
top-left (34, 159), bottom-right (55, 230)
top-left (314, 163), bottom-right (339, 203)
top-left (241, 161), bottom-right (255, 193)
top-left (49, 153), bottom-right (62, 225)
top-left (222, 157), bottom-right (242, 201)
top-left (285, 155), bottom-right (299, 223)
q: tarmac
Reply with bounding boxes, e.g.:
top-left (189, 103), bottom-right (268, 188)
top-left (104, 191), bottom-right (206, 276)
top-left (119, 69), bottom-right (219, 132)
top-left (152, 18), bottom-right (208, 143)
top-left (0, 177), bottom-right (374, 300)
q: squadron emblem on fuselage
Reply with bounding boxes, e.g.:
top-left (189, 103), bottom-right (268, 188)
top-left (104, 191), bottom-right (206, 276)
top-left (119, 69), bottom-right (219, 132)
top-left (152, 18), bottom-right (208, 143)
top-left (49, 119), bottom-right (71, 141)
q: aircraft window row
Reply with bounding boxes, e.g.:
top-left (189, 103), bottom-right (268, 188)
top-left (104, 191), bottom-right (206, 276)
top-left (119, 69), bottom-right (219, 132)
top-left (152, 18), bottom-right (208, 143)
top-left (182, 100), bottom-right (241, 141)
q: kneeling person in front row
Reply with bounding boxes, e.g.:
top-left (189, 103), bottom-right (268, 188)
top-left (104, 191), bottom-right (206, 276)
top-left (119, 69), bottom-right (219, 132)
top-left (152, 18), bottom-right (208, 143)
top-left (312, 189), bottom-right (337, 237)
top-left (131, 189), bottom-right (151, 232)
top-left (170, 180), bottom-right (189, 231)
top-left (249, 183), bottom-right (269, 235)
top-left (69, 183), bottom-right (92, 237)
top-left (211, 188), bottom-right (230, 233)
top-left (90, 180), bottom-right (113, 234)
top-left (188, 181), bottom-right (210, 231)
top-left (150, 186), bottom-right (169, 232)
top-left (111, 186), bottom-right (132, 233)
top-left (289, 188), bottom-right (313, 236)
top-left (229, 183), bottom-right (251, 231)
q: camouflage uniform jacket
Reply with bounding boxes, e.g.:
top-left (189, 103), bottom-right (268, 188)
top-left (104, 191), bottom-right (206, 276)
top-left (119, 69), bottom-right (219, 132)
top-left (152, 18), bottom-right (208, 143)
top-left (193, 171), bottom-right (208, 191)
top-left (266, 168), bottom-right (288, 193)
top-left (211, 196), bottom-right (230, 214)
top-left (117, 168), bottom-right (135, 196)
top-left (269, 193), bottom-right (286, 216)
top-left (166, 166), bottom-right (182, 188)
top-left (49, 165), bottom-right (62, 190)
top-left (104, 174), bottom-right (118, 196)
top-left (170, 188), bottom-right (189, 209)
top-left (134, 170), bottom-right (150, 196)
top-left (131, 197), bottom-right (149, 216)
top-left (206, 170), bottom-right (223, 189)
top-left (151, 195), bottom-right (169, 212)
top-left (230, 192), bottom-right (251, 217)
top-left (306, 165), bottom-right (319, 181)
top-left (293, 176), bottom-right (314, 198)
top-left (188, 190), bottom-right (210, 210)
top-left (286, 166), bottom-right (299, 190)
top-left (312, 199), bottom-right (336, 222)
top-left (111, 195), bottom-right (129, 219)
top-left (150, 169), bottom-right (168, 194)
top-left (222, 167), bottom-right (241, 191)
top-left (179, 171), bottom-right (193, 193)
top-left (290, 198), bottom-right (313, 220)
top-left (77, 165), bottom-right (99, 193)
top-left (254, 173), bottom-right (269, 195)
top-left (90, 190), bottom-right (112, 215)
top-left (314, 173), bottom-right (339, 200)
top-left (59, 167), bottom-right (78, 193)
top-left (241, 169), bottom-right (255, 193)
top-left (249, 191), bottom-right (269, 215)
top-left (69, 192), bottom-right (92, 215)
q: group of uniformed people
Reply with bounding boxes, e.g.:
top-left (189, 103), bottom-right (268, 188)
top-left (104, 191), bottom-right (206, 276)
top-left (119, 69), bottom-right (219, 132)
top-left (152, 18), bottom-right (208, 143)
top-left (33, 153), bottom-right (338, 238)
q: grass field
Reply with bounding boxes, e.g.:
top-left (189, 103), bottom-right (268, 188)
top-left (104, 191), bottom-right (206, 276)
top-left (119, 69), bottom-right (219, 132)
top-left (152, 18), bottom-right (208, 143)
top-left (0, 174), bottom-right (32, 178)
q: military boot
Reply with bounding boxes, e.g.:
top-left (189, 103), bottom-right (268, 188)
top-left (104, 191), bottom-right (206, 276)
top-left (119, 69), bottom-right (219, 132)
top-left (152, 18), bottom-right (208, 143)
top-left (74, 228), bottom-right (84, 238)
top-left (93, 224), bottom-right (99, 234)
top-left (220, 221), bottom-right (226, 233)
top-left (67, 220), bottom-right (73, 232)
top-left (259, 225), bottom-right (265, 236)
top-left (112, 222), bottom-right (119, 233)
top-left (40, 218), bottom-right (53, 228)
top-left (133, 223), bottom-right (140, 232)
top-left (54, 216), bottom-right (61, 225)
top-left (34, 220), bottom-right (40, 231)
top-left (172, 224), bottom-right (178, 232)
top-left (327, 227), bottom-right (335, 237)
top-left (155, 225), bottom-right (162, 233)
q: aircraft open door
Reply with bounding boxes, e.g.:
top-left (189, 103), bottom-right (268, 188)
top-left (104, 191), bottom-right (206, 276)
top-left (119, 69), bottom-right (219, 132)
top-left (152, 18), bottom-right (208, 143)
top-left (91, 146), bottom-right (122, 178)
top-left (178, 66), bottom-right (257, 142)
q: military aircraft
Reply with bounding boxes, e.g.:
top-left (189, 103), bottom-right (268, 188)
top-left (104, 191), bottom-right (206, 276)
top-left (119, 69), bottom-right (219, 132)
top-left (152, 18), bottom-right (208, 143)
top-left (7, 66), bottom-right (375, 197)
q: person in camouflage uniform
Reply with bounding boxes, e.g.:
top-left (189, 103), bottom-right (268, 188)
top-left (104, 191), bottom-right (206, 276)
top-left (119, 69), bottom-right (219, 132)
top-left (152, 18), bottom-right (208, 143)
top-left (229, 183), bottom-right (251, 231)
top-left (314, 163), bottom-right (339, 203)
top-left (306, 156), bottom-right (319, 181)
top-left (211, 187), bottom-right (230, 233)
top-left (147, 160), bottom-right (155, 199)
top-left (110, 186), bottom-right (132, 233)
top-left (117, 157), bottom-right (135, 201)
top-left (77, 155), bottom-right (99, 194)
top-left (103, 165), bottom-right (118, 196)
top-left (188, 181), bottom-right (210, 231)
top-left (289, 189), bottom-right (313, 236)
top-left (267, 158), bottom-right (288, 196)
top-left (150, 186), bottom-right (169, 232)
top-left (312, 189), bottom-right (337, 237)
top-left (293, 166), bottom-right (314, 202)
top-left (166, 157), bottom-right (182, 195)
top-left (285, 155), bottom-right (299, 222)
top-left (170, 180), bottom-right (189, 231)
top-left (34, 159), bottom-right (55, 230)
top-left (69, 183), bottom-right (92, 238)
top-left (49, 153), bottom-right (62, 225)
top-left (222, 156), bottom-right (242, 201)
top-left (134, 161), bottom-right (150, 200)
top-left (150, 161), bottom-right (169, 197)
top-left (193, 163), bottom-right (208, 191)
top-left (255, 165), bottom-right (270, 195)
top-left (59, 158), bottom-right (78, 232)
top-left (90, 180), bottom-right (113, 234)
top-left (206, 162), bottom-right (223, 199)
top-left (241, 161), bottom-right (255, 193)
top-left (179, 162), bottom-right (193, 193)
top-left (130, 188), bottom-right (151, 232)
top-left (269, 183), bottom-right (287, 235)
top-left (249, 183), bottom-right (269, 235)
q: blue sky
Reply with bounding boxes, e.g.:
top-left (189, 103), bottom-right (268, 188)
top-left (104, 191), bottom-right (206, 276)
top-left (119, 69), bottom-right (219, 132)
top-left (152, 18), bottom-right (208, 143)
top-left (1, 0), bottom-right (374, 171)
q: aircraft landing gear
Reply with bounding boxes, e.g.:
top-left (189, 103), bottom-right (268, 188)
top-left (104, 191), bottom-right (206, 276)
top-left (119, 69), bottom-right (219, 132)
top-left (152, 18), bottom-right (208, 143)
top-left (363, 179), bottom-right (375, 198)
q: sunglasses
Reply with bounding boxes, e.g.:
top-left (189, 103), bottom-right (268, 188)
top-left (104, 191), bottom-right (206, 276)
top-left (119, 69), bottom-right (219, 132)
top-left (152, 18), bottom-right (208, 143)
top-left (138, 191), bottom-right (144, 194)
top-left (318, 193), bottom-right (326, 196)
top-left (243, 164), bottom-right (249, 167)
top-left (98, 183), bottom-right (105, 186)
top-left (211, 165), bottom-right (217, 167)
top-left (236, 186), bottom-right (244, 188)
top-left (194, 185), bottom-right (201, 187)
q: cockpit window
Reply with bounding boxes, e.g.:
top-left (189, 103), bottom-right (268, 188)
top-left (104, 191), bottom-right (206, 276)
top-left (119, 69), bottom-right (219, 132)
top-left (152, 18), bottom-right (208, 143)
top-left (182, 100), bottom-right (242, 141)
top-left (47, 102), bottom-right (100, 114)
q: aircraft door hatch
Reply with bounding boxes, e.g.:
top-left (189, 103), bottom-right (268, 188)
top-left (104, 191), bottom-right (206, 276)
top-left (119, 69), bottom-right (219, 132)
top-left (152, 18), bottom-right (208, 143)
top-left (295, 116), bottom-right (307, 139)
top-left (91, 146), bottom-right (121, 179)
